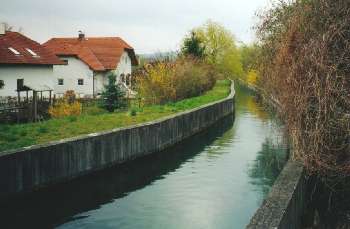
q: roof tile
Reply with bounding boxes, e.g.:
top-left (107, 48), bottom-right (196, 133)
top-left (43, 36), bottom-right (138, 71)
top-left (0, 32), bottom-right (65, 65)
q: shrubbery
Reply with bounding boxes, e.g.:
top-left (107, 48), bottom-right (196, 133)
top-left (136, 57), bottom-right (216, 105)
top-left (48, 91), bottom-right (82, 118)
top-left (99, 73), bottom-right (127, 112)
top-left (256, 0), bottom-right (350, 180)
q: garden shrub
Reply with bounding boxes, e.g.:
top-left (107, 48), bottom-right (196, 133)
top-left (49, 91), bottom-right (82, 118)
top-left (99, 73), bottom-right (127, 112)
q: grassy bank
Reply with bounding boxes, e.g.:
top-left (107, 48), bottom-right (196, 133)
top-left (0, 80), bottom-right (231, 152)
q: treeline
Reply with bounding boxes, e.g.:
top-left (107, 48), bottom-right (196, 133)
top-left (137, 20), bottom-right (258, 105)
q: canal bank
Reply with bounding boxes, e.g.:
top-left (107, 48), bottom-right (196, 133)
top-left (0, 81), bottom-right (235, 199)
top-left (239, 81), bottom-right (308, 229)
top-left (0, 83), bottom-right (289, 229)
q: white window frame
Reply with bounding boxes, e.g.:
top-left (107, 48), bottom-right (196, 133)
top-left (8, 47), bottom-right (20, 55)
top-left (25, 48), bottom-right (39, 57)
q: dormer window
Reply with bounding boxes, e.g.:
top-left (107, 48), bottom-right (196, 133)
top-left (8, 47), bottom-right (20, 55)
top-left (25, 48), bottom-right (39, 57)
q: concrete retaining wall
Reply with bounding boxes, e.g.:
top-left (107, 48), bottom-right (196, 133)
top-left (247, 160), bottom-right (306, 229)
top-left (0, 82), bottom-right (235, 199)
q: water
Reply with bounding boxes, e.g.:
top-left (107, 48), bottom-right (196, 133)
top-left (0, 84), bottom-right (289, 229)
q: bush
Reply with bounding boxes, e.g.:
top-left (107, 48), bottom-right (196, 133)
top-left (49, 91), bottom-right (82, 118)
top-left (246, 70), bottom-right (258, 87)
top-left (129, 107), bottom-right (137, 116)
top-left (257, 0), bottom-right (350, 180)
top-left (99, 73), bottom-right (127, 112)
top-left (136, 57), bottom-right (216, 105)
top-left (37, 126), bottom-right (48, 134)
top-left (67, 116), bottom-right (78, 122)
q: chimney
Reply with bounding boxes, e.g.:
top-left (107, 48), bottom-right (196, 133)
top-left (78, 30), bottom-right (85, 40)
top-left (0, 23), bottom-right (5, 36)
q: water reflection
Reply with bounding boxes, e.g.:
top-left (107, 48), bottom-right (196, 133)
top-left (248, 138), bottom-right (289, 196)
top-left (0, 116), bottom-right (234, 229)
top-left (0, 84), bottom-right (289, 229)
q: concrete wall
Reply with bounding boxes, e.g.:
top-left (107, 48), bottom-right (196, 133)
top-left (0, 82), bottom-right (235, 199)
top-left (246, 160), bottom-right (306, 229)
top-left (0, 65), bottom-right (54, 97)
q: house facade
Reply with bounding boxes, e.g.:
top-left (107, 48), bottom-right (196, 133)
top-left (44, 33), bottom-right (138, 97)
top-left (0, 28), bottom-right (64, 97)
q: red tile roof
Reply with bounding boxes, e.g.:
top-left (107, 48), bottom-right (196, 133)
top-left (0, 32), bottom-right (65, 65)
top-left (43, 36), bottom-right (138, 71)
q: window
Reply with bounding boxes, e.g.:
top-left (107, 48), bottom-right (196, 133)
top-left (8, 47), bottom-right (20, 55)
top-left (78, 79), bottom-right (84, 85)
top-left (62, 59), bottom-right (68, 64)
top-left (58, 79), bottom-right (64, 85)
top-left (17, 79), bottom-right (24, 90)
top-left (0, 80), bottom-right (4, 89)
top-left (25, 48), bottom-right (39, 57)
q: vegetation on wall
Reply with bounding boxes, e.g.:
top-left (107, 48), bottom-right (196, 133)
top-left (256, 0), bottom-right (350, 182)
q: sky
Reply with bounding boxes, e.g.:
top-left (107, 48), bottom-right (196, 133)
top-left (0, 0), bottom-right (272, 54)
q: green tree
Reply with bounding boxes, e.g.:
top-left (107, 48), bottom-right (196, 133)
top-left (194, 20), bottom-right (243, 78)
top-left (181, 31), bottom-right (205, 58)
top-left (100, 73), bottom-right (126, 112)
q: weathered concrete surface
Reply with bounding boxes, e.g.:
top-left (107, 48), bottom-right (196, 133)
top-left (0, 82), bottom-right (235, 199)
top-left (246, 160), bottom-right (306, 229)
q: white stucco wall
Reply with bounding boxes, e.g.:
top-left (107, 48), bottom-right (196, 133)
top-left (52, 52), bottom-right (132, 96)
top-left (53, 57), bottom-right (94, 97)
top-left (115, 51), bottom-right (132, 78)
top-left (0, 65), bottom-right (54, 97)
top-left (94, 51), bottom-right (133, 95)
top-left (94, 72), bottom-right (107, 95)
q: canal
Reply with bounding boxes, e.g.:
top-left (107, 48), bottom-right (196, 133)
top-left (0, 85), bottom-right (289, 229)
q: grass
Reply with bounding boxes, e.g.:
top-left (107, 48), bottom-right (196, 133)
top-left (0, 80), bottom-right (231, 152)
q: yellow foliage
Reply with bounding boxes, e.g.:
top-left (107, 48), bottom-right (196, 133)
top-left (137, 58), bottom-right (215, 104)
top-left (247, 70), bottom-right (258, 86)
top-left (49, 91), bottom-right (82, 118)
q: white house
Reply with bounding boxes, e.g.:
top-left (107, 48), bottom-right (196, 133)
top-left (44, 33), bottom-right (138, 97)
top-left (0, 26), bottom-right (64, 98)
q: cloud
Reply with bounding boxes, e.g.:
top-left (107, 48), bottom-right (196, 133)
top-left (0, 0), bottom-right (271, 53)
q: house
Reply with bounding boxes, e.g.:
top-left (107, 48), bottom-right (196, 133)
top-left (0, 25), bottom-right (64, 98)
top-left (43, 32), bottom-right (138, 97)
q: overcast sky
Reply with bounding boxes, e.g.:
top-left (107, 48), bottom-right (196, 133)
top-left (0, 0), bottom-right (272, 54)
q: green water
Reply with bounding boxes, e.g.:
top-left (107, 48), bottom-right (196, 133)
top-left (0, 84), bottom-right (288, 229)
